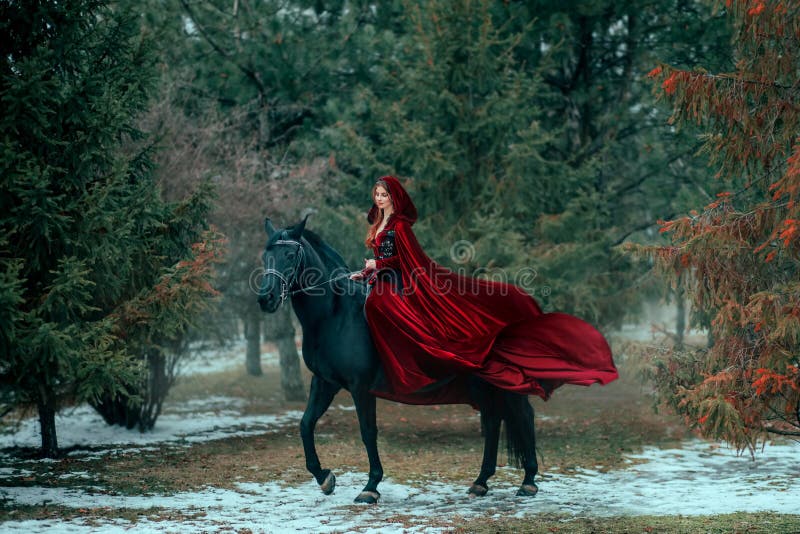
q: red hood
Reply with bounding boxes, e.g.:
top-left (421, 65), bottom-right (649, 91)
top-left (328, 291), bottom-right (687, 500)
top-left (367, 175), bottom-right (418, 226)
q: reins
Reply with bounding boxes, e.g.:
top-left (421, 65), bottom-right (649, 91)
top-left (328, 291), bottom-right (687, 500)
top-left (285, 271), bottom-right (358, 297)
top-left (263, 237), bottom-right (358, 302)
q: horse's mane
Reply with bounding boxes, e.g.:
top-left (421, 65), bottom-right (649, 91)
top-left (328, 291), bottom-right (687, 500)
top-left (302, 228), bottom-right (350, 272)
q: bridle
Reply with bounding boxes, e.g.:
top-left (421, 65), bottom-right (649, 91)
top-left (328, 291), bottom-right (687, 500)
top-left (262, 238), bottom-right (356, 304)
top-left (262, 238), bottom-right (306, 303)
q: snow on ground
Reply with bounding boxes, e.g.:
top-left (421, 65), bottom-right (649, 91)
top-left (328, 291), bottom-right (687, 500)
top-left (1, 395), bottom-right (799, 531)
top-left (0, 400), bottom-right (303, 454)
top-left (178, 338), bottom-right (281, 376)
top-left (1, 438), bottom-right (800, 533)
top-left (0, 339), bottom-right (290, 453)
top-left (612, 322), bottom-right (707, 344)
top-left (2, 325), bottom-right (798, 531)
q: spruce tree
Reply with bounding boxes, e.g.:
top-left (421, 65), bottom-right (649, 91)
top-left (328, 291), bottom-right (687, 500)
top-left (325, 1), bottom-right (559, 259)
top-left (146, 0), bottom-right (371, 394)
top-left (638, 0), bottom-right (800, 450)
top-left (325, 0), bottom-right (729, 329)
top-left (0, 0), bottom-right (220, 456)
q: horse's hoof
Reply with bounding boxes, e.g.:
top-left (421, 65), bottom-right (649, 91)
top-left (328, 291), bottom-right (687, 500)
top-left (320, 472), bottom-right (336, 495)
top-left (467, 483), bottom-right (488, 498)
top-left (516, 483), bottom-right (539, 497)
top-left (354, 490), bottom-right (380, 504)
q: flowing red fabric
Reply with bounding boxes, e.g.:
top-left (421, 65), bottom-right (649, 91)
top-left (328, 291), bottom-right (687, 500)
top-left (363, 176), bottom-right (618, 405)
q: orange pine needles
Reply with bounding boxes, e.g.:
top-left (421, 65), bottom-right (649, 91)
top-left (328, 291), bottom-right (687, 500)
top-left (636, 0), bottom-right (800, 451)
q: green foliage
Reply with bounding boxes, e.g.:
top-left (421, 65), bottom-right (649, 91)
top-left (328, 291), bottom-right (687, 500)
top-left (127, 1), bottom-right (733, 337)
top-left (0, 0), bottom-right (219, 454)
top-left (633, 0), bottom-right (800, 449)
top-left (327, 1), bottom-right (547, 219)
top-left (323, 0), bottom-right (730, 329)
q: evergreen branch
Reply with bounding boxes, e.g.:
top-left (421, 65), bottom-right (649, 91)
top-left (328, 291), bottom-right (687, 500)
top-left (611, 144), bottom-right (703, 201)
top-left (765, 426), bottom-right (800, 437)
top-left (179, 0), bottom-right (231, 58)
top-left (612, 215), bottom-right (676, 247)
top-left (178, 82), bottom-right (238, 107)
top-left (688, 71), bottom-right (799, 93)
top-left (179, 0), bottom-right (267, 96)
top-left (239, 0), bottom-right (291, 25)
top-left (295, 6), bottom-right (371, 88)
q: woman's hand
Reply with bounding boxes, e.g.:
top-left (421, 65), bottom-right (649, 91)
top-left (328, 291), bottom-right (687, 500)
top-left (349, 271), bottom-right (365, 280)
top-left (364, 259), bottom-right (377, 270)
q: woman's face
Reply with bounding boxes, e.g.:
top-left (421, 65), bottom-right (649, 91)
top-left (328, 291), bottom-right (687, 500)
top-left (374, 186), bottom-right (392, 210)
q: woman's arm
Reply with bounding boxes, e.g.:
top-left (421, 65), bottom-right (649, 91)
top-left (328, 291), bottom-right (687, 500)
top-left (349, 259), bottom-right (378, 280)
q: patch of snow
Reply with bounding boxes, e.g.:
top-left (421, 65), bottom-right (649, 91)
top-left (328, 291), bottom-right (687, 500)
top-left (0, 401), bottom-right (302, 454)
top-left (0, 467), bottom-right (33, 478)
top-left (613, 323), bottom-right (707, 342)
top-left (178, 338), bottom-right (280, 376)
top-left (55, 471), bottom-right (92, 480)
top-left (2, 439), bottom-right (800, 532)
top-left (168, 396), bottom-right (248, 414)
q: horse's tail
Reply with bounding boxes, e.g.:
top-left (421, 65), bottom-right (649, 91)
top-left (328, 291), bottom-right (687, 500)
top-left (501, 390), bottom-right (537, 469)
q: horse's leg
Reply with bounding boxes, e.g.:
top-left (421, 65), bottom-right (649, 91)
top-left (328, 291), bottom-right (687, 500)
top-left (468, 410), bottom-right (501, 497)
top-left (467, 382), bottom-right (502, 497)
top-left (300, 375), bottom-right (341, 495)
top-left (351, 388), bottom-right (383, 504)
top-left (511, 395), bottom-right (539, 497)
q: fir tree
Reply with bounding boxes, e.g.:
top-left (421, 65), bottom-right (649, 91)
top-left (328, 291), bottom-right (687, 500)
top-left (325, 0), bottom-right (730, 329)
top-left (325, 1), bottom-right (558, 262)
top-left (0, 0), bottom-right (221, 456)
top-left (638, 0), bottom-right (800, 450)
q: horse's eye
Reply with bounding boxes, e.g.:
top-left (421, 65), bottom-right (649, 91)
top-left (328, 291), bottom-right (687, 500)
top-left (286, 252), bottom-right (296, 260)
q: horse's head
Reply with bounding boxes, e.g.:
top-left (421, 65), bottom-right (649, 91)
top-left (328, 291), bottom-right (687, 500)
top-left (257, 215), bottom-right (309, 313)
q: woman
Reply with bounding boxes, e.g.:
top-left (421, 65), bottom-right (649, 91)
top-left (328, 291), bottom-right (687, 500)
top-left (350, 176), bottom-right (618, 403)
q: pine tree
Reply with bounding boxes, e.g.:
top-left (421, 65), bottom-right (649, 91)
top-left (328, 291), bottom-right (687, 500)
top-left (0, 0), bottom-right (221, 456)
top-left (325, 1), bottom-right (559, 261)
top-left (145, 0), bottom-right (374, 394)
top-left (637, 0), bottom-right (800, 450)
top-left (512, 1), bottom-right (733, 328)
top-left (325, 0), bottom-right (730, 329)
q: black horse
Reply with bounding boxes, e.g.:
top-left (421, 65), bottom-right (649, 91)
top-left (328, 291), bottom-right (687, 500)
top-left (256, 216), bottom-right (539, 503)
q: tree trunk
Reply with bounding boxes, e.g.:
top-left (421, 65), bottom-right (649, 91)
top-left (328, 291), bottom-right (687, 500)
top-left (36, 384), bottom-right (58, 458)
top-left (244, 308), bottom-right (263, 376)
top-left (267, 305), bottom-right (305, 401)
top-left (90, 346), bottom-right (179, 431)
top-left (138, 348), bottom-right (170, 431)
top-left (675, 285), bottom-right (685, 350)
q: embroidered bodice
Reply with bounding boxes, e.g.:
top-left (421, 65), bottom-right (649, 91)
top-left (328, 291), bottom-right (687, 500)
top-left (371, 223), bottom-right (400, 271)
top-left (360, 220), bottom-right (402, 284)
top-left (376, 229), bottom-right (396, 260)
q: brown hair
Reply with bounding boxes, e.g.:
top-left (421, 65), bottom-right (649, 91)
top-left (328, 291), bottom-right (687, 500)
top-left (364, 179), bottom-right (390, 247)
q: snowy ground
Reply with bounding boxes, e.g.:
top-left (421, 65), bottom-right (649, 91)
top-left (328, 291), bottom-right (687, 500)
top-left (0, 336), bottom-right (290, 453)
top-left (0, 401), bottom-right (303, 453)
top-left (2, 438), bottom-right (800, 532)
top-left (178, 337), bottom-right (281, 376)
top-left (2, 327), bottom-right (798, 532)
top-left (2, 394), bottom-right (800, 532)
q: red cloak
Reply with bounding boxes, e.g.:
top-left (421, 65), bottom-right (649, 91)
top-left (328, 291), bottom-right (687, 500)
top-left (363, 176), bottom-right (618, 405)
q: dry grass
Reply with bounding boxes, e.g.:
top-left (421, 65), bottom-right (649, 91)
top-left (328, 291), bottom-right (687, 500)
top-left (5, 338), bottom-right (790, 532)
top-left (39, 352), bottom-right (686, 496)
top-left (444, 512), bottom-right (800, 533)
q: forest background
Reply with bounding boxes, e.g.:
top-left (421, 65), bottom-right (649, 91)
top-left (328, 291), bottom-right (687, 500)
top-left (2, 0), bottom-right (798, 461)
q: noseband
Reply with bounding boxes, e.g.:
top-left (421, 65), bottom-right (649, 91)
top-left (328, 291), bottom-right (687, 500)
top-left (263, 238), bottom-right (306, 303)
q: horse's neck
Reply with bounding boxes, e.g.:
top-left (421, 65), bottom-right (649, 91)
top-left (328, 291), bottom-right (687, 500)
top-left (290, 243), bottom-right (335, 330)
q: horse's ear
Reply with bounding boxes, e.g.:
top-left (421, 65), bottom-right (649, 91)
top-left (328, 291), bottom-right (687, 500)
top-left (288, 213), bottom-right (310, 239)
top-left (264, 217), bottom-right (276, 237)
